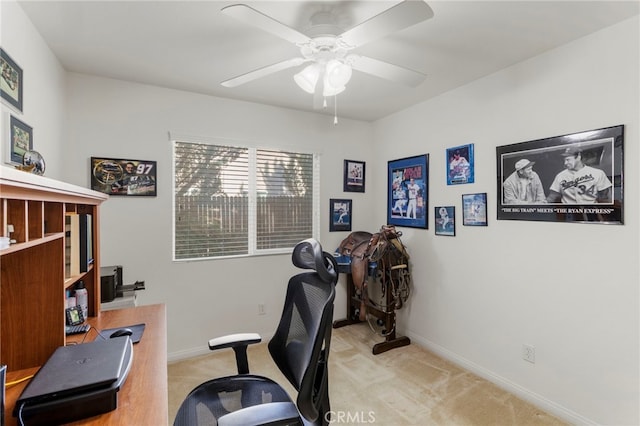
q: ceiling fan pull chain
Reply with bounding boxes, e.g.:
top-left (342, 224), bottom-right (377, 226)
top-left (323, 97), bottom-right (327, 109)
top-left (334, 94), bottom-right (338, 125)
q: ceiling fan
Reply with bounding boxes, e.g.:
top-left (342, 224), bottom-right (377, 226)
top-left (220, 1), bottom-right (434, 102)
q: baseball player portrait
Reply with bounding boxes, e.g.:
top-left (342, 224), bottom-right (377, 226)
top-left (502, 158), bottom-right (546, 204)
top-left (405, 178), bottom-right (420, 219)
top-left (546, 146), bottom-right (612, 204)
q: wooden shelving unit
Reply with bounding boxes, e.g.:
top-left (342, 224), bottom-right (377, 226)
top-left (0, 167), bottom-right (108, 371)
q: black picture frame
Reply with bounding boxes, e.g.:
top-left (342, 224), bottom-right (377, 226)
top-left (446, 143), bottom-right (475, 185)
top-left (65, 305), bottom-right (84, 326)
top-left (496, 125), bottom-right (623, 224)
top-left (330, 198), bottom-right (352, 232)
top-left (343, 159), bottom-right (365, 192)
top-left (435, 206), bottom-right (455, 236)
top-left (9, 115), bottom-right (32, 164)
top-left (462, 193), bottom-right (488, 226)
top-left (91, 157), bottom-right (157, 196)
top-left (1, 48), bottom-right (23, 113)
top-left (388, 154), bottom-right (428, 229)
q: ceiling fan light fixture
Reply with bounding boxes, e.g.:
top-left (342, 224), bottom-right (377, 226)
top-left (322, 80), bottom-right (345, 97)
top-left (294, 64), bottom-right (321, 94)
top-left (325, 59), bottom-right (352, 88)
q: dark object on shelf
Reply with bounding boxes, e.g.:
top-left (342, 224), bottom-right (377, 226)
top-left (100, 266), bottom-right (123, 303)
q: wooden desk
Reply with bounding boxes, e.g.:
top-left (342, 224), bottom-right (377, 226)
top-left (4, 304), bottom-right (168, 425)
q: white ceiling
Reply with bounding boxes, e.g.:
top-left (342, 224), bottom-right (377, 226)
top-left (17, 0), bottom-right (640, 122)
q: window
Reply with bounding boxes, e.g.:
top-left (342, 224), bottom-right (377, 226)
top-left (173, 141), bottom-right (318, 260)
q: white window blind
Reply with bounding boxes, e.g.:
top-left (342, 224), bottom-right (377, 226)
top-left (173, 141), bottom-right (317, 260)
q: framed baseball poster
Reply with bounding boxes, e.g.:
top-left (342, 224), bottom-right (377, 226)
top-left (446, 143), bottom-right (474, 185)
top-left (435, 206), bottom-right (455, 236)
top-left (496, 125), bottom-right (623, 224)
top-left (330, 198), bottom-right (352, 232)
top-left (387, 154), bottom-right (428, 229)
top-left (91, 157), bottom-right (157, 196)
top-left (462, 193), bottom-right (488, 226)
top-left (343, 159), bottom-right (365, 192)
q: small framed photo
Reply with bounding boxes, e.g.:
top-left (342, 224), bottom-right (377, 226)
top-left (91, 157), bottom-right (157, 196)
top-left (330, 198), bottom-right (352, 232)
top-left (447, 143), bottom-right (474, 185)
top-left (435, 206), bottom-right (455, 236)
top-left (343, 159), bottom-right (365, 192)
top-left (1, 48), bottom-right (23, 112)
top-left (9, 115), bottom-right (32, 164)
top-left (462, 193), bottom-right (488, 226)
top-left (387, 154), bottom-right (429, 229)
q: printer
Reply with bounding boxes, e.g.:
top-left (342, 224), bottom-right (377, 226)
top-left (13, 337), bottom-right (133, 425)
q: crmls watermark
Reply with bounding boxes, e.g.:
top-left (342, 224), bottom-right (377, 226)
top-left (325, 410), bottom-right (376, 424)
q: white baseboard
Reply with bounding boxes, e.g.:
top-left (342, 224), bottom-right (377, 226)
top-left (405, 331), bottom-right (596, 426)
top-left (168, 332), bottom-right (274, 363)
top-left (168, 346), bottom-right (210, 363)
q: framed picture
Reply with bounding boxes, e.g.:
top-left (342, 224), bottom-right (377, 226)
top-left (435, 206), bottom-right (455, 236)
top-left (90, 157), bottom-right (157, 196)
top-left (496, 125), bottom-right (623, 224)
top-left (343, 159), bottom-right (365, 192)
top-left (1, 48), bottom-right (23, 112)
top-left (9, 115), bottom-right (32, 164)
top-left (330, 198), bottom-right (352, 232)
top-left (462, 193), bottom-right (488, 226)
top-left (446, 143), bottom-right (474, 185)
top-left (388, 154), bottom-right (428, 229)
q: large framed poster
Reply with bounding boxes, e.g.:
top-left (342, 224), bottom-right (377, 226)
top-left (91, 157), bottom-right (157, 196)
top-left (387, 154), bottom-right (428, 229)
top-left (496, 125), bottom-right (623, 224)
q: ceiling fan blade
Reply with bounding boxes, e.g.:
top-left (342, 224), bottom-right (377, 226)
top-left (350, 55), bottom-right (426, 87)
top-left (221, 4), bottom-right (310, 45)
top-left (340, 0), bottom-right (434, 48)
top-left (221, 57), bottom-right (306, 87)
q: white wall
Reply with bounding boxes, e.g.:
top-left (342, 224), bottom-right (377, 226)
top-left (372, 16), bottom-right (639, 426)
top-left (3, 1), bottom-right (638, 424)
top-left (62, 74), bottom-right (376, 359)
top-left (0, 0), bottom-right (66, 176)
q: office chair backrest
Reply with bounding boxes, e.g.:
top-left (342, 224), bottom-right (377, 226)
top-left (268, 239), bottom-right (338, 423)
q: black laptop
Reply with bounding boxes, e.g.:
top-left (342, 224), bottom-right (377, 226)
top-left (17, 336), bottom-right (129, 406)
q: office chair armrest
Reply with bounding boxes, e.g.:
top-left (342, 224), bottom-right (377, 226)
top-left (208, 333), bottom-right (262, 374)
top-left (217, 401), bottom-right (300, 426)
top-left (208, 333), bottom-right (262, 350)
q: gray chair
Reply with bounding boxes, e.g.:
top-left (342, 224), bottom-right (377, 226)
top-left (174, 239), bottom-right (338, 426)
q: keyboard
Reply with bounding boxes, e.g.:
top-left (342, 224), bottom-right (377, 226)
top-left (65, 324), bottom-right (90, 335)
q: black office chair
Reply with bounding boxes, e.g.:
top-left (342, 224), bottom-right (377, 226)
top-left (174, 238), bottom-right (339, 426)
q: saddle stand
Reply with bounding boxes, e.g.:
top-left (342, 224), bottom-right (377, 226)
top-left (333, 228), bottom-right (411, 355)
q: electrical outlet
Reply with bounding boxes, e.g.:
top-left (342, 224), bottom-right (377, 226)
top-left (258, 303), bottom-right (266, 315)
top-left (522, 344), bottom-right (535, 363)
